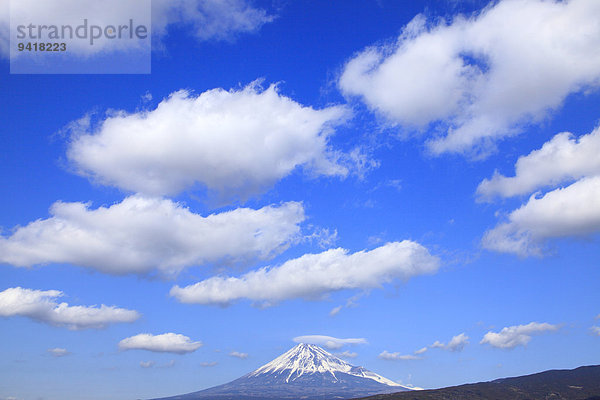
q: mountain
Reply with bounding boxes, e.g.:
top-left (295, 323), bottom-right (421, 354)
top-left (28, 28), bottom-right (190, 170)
top-left (356, 365), bottom-right (600, 400)
top-left (151, 343), bottom-right (412, 400)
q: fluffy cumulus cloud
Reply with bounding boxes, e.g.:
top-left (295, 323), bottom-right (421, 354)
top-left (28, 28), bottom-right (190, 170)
top-left (482, 176), bottom-right (600, 256)
top-left (292, 335), bottom-right (367, 350)
top-left (481, 125), bottom-right (600, 256)
top-left (591, 326), bottom-right (600, 336)
top-left (339, 0), bottom-right (600, 156)
top-left (67, 83), bottom-right (350, 198)
top-left (170, 241), bottom-right (440, 306)
top-left (430, 333), bottom-right (469, 352)
top-left (480, 322), bottom-right (559, 349)
top-left (378, 351), bottom-right (420, 361)
top-left (119, 333), bottom-right (202, 354)
top-left (478, 127), bottom-right (600, 200)
top-left (0, 196), bottom-right (304, 276)
top-left (0, 287), bottom-right (139, 330)
top-left (1, 0), bottom-right (272, 58)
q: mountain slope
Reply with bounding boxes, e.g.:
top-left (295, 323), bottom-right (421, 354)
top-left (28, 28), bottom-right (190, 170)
top-left (152, 343), bottom-right (411, 400)
top-left (356, 365), bottom-right (600, 400)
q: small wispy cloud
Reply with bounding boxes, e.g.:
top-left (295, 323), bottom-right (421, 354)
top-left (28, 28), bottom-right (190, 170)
top-left (201, 361), bottom-right (218, 367)
top-left (378, 351), bottom-right (421, 361)
top-left (47, 348), bottom-right (70, 357)
top-left (229, 351), bottom-right (248, 359)
top-left (328, 293), bottom-right (366, 318)
top-left (335, 350), bottom-right (358, 359)
top-left (140, 361), bottom-right (155, 368)
top-left (329, 306), bottom-right (343, 317)
top-left (139, 359), bottom-right (175, 369)
top-left (303, 226), bottom-right (338, 249)
top-left (368, 179), bottom-right (402, 193)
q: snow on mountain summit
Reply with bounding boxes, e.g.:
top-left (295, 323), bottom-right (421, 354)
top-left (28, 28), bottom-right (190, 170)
top-left (152, 343), bottom-right (414, 399)
top-left (249, 343), bottom-right (402, 387)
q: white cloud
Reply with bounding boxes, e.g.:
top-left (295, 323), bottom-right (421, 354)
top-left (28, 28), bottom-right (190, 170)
top-left (591, 326), bottom-right (600, 336)
top-left (152, 0), bottom-right (273, 43)
top-left (414, 347), bottom-right (428, 355)
top-left (1, 0), bottom-right (272, 58)
top-left (302, 227), bottom-right (339, 249)
top-left (378, 351), bottom-right (421, 361)
top-left (292, 335), bottom-right (367, 350)
top-left (339, 0), bottom-right (600, 156)
top-left (140, 361), bottom-right (155, 368)
top-left (47, 348), bottom-right (70, 357)
top-left (446, 333), bottom-right (469, 352)
top-left (200, 361), bottom-right (218, 367)
top-left (335, 350), bottom-right (358, 359)
top-left (141, 360), bottom-right (176, 368)
top-left (431, 333), bottom-right (469, 352)
top-left (329, 306), bottom-right (343, 317)
top-left (170, 241), bottom-right (440, 305)
top-left (119, 333), bottom-right (202, 354)
top-left (67, 83), bottom-right (350, 198)
top-left (480, 322), bottom-right (559, 349)
top-left (229, 351), bottom-right (248, 359)
top-left (478, 127), bottom-right (600, 200)
top-left (0, 287), bottom-right (139, 330)
top-left (328, 293), bottom-right (365, 317)
top-left (482, 176), bottom-right (600, 256)
top-left (0, 196), bottom-right (304, 276)
top-left (480, 125), bottom-right (600, 256)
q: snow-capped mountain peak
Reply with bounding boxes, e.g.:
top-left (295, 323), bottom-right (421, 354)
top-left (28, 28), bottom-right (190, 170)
top-left (153, 343), bottom-right (415, 400)
top-left (248, 343), bottom-right (403, 387)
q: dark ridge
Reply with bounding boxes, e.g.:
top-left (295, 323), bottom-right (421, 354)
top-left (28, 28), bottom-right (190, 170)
top-left (354, 365), bottom-right (600, 400)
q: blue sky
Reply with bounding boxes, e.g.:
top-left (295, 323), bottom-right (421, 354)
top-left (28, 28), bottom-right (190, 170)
top-left (1, 0), bottom-right (600, 399)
